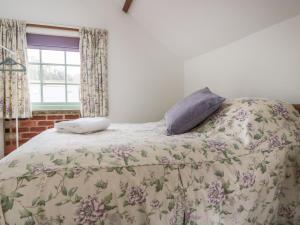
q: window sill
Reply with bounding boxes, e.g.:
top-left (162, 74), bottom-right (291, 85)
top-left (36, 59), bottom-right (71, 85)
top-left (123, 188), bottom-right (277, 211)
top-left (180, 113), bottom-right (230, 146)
top-left (32, 103), bottom-right (80, 111)
top-left (32, 109), bottom-right (81, 115)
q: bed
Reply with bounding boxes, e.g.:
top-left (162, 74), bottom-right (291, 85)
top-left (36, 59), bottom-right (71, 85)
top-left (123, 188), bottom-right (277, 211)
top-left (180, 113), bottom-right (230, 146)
top-left (0, 98), bottom-right (299, 225)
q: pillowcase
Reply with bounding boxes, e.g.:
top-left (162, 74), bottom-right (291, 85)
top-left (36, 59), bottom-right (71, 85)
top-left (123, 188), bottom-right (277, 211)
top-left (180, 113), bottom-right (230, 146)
top-left (165, 87), bottom-right (225, 135)
top-left (55, 117), bottom-right (110, 134)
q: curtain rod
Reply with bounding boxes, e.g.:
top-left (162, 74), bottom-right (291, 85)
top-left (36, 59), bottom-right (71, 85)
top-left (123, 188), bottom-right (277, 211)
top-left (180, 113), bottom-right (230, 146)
top-left (26, 23), bottom-right (79, 32)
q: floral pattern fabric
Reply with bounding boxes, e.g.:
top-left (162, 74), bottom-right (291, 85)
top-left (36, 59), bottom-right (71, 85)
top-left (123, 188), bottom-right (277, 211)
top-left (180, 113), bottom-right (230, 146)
top-left (0, 18), bottom-right (31, 119)
top-left (80, 27), bottom-right (108, 117)
top-left (0, 98), bottom-right (299, 225)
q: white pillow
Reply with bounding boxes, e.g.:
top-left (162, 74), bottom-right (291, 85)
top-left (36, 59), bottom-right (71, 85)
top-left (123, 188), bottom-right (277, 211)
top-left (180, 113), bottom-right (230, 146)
top-left (55, 117), bottom-right (110, 134)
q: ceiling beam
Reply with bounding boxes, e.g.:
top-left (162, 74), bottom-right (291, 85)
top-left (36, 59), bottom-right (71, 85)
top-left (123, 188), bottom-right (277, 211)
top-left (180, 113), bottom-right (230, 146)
top-left (293, 104), bottom-right (300, 113)
top-left (123, 0), bottom-right (133, 13)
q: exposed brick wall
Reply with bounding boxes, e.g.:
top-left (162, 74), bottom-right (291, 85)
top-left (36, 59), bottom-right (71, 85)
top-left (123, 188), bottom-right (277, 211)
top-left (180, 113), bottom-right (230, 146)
top-left (4, 110), bottom-right (80, 155)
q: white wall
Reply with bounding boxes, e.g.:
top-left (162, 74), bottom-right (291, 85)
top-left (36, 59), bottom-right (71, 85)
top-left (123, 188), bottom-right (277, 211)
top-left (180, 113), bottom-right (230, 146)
top-left (184, 14), bottom-right (300, 103)
top-left (0, 0), bottom-right (183, 123)
top-left (129, 0), bottom-right (300, 59)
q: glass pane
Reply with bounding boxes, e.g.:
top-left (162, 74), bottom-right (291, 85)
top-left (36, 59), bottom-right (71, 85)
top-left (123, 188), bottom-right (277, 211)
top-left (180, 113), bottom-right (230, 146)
top-left (67, 85), bottom-right (80, 102)
top-left (66, 51), bottom-right (80, 65)
top-left (27, 64), bottom-right (40, 82)
top-left (42, 65), bottom-right (65, 83)
top-left (27, 49), bottom-right (40, 63)
top-left (29, 84), bottom-right (41, 102)
top-left (67, 66), bottom-right (80, 84)
top-left (42, 50), bottom-right (64, 64)
top-left (43, 85), bottom-right (66, 102)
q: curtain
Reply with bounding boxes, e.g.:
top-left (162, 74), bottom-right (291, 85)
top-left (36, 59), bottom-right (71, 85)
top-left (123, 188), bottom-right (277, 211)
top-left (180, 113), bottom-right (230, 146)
top-left (79, 27), bottom-right (108, 117)
top-left (0, 18), bottom-right (31, 119)
top-left (0, 119), bottom-right (3, 158)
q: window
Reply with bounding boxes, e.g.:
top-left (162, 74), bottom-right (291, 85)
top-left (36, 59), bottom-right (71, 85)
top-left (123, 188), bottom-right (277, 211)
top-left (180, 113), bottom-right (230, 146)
top-left (28, 49), bottom-right (80, 110)
top-left (26, 33), bottom-right (80, 110)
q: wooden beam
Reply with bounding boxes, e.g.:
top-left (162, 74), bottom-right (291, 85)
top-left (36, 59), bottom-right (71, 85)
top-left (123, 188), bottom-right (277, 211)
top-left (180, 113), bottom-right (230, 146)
top-left (123, 0), bottom-right (133, 13)
top-left (27, 23), bottom-right (79, 32)
top-left (293, 104), bottom-right (300, 113)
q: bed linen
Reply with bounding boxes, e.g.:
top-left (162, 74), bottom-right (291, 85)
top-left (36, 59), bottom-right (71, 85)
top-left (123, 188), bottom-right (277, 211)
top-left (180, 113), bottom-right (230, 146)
top-left (0, 98), bottom-right (299, 225)
top-left (55, 117), bottom-right (110, 134)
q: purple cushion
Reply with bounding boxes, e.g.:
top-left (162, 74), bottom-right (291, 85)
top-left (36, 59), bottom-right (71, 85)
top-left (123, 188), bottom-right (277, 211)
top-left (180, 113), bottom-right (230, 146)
top-left (165, 87), bottom-right (225, 135)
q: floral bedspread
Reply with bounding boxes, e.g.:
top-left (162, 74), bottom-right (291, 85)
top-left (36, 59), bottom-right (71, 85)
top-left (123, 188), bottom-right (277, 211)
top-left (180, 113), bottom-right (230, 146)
top-left (0, 98), bottom-right (299, 225)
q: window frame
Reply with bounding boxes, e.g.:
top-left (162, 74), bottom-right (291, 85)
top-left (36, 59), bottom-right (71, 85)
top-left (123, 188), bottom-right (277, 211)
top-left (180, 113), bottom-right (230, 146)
top-left (28, 48), bottom-right (81, 111)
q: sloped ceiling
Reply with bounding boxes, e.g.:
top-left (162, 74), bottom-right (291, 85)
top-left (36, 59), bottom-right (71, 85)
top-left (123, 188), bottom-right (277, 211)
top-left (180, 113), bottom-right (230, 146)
top-left (118, 0), bottom-right (300, 59)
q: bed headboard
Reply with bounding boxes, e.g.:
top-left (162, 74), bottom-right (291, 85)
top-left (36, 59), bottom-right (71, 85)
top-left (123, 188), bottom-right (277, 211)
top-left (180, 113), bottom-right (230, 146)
top-left (293, 104), bottom-right (300, 113)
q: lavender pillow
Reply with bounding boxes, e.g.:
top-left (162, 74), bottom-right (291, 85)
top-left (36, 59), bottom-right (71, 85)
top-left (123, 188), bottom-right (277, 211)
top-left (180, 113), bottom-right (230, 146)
top-left (165, 87), bottom-right (225, 135)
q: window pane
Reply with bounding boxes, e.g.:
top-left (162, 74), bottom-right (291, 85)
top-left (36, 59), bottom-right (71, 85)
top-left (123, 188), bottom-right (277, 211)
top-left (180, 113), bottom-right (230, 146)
top-left (43, 65), bottom-right (65, 83)
top-left (42, 50), bottom-right (64, 64)
top-left (27, 49), bottom-right (40, 63)
top-left (29, 84), bottom-right (41, 102)
top-left (66, 51), bottom-right (80, 65)
top-left (67, 66), bottom-right (80, 84)
top-left (43, 85), bottom-right (66, 102)
top-left (67, 85), bottom-right (80, 102)
top-left (28, 64), bottom-right (40, 82)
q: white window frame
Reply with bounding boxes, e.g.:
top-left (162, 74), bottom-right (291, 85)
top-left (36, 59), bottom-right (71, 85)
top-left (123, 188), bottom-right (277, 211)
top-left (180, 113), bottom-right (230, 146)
top-left (28, 48), bottom-right (81, 110)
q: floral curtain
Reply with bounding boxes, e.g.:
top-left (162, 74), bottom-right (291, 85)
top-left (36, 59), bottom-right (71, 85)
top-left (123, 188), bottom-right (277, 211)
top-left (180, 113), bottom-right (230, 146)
top-left (79, 27), bottom-right (108, 117)
top-left (0, 18), bottom-right (31, 119)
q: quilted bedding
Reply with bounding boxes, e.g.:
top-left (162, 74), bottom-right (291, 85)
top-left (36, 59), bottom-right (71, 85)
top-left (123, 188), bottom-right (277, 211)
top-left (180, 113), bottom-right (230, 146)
top-left (0, 98), bottom-right (299, 225)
